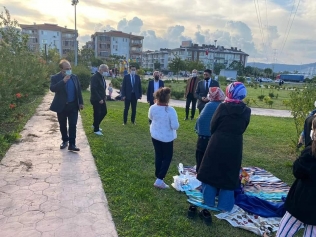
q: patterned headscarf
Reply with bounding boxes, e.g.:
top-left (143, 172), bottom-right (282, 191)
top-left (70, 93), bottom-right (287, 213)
top-left (207, 87), bottom-right (226, 101)
top-left (225, 82), bottom-right (247, 103)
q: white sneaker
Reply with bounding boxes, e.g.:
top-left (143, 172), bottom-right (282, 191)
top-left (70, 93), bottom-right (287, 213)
top-left (94, 131), bottom-right (103, 136)
top-left (92, 125), bottom-right (102, 131)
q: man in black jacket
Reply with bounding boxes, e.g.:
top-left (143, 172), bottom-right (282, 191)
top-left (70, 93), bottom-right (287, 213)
top-left (90, 64), bottom-right (109, 135)
top-left (50, 59), bottom-right (84, 151)
top-left (195, 69), bottom-right (219, 113)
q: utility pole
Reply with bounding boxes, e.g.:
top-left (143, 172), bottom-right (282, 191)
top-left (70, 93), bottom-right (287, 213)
top-left (272, 49), bottom-right (277, 79)
top-left (71, 0), bottom-right (79, 66)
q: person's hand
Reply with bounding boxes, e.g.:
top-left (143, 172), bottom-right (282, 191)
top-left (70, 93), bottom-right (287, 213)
top-left (99, 100), bottom-right (104, 104)
top-left (79, 104), bottom-right (84, 110)
top-left (63, 75), bottom-right (71, 83)
top-left (202, 97), bottom-right (209, 102)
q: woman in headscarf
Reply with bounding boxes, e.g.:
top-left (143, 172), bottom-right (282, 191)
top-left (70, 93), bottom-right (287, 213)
top-left (197, 82), bottom-right (251, 212)
top-left (195, 87), bottom-right (226, 173)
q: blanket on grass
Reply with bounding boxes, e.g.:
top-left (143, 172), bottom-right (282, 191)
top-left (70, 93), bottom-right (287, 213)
top-left (172, 166), bottom-right (290, 236)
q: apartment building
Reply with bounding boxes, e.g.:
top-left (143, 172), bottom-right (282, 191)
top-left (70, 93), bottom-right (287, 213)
top-left (142, 49), bottom-right (169, 70)
top-left (20, 23), bottom-right (77, 58)
top-left (90, 30), bottom-right (144, 63)
top-left (168, 41), bottom-right (249, 69)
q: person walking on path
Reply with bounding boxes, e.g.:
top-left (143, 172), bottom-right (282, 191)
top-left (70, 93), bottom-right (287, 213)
top-left (49, 59), bottom-right (83, 151)
top-left (147, 70), bottom-right (164, 124)
top-left (121, 65), bottom-right (142, 125)
top-left (148, 87), bottom-right (179, 189)
top-left (195, 69), bottom-right (219, 114)
top-left (197, 82), bottom-right (251, 212)
top-left (90, 64), bottom-right (109, 136)
top-left (184, 69), bottom-right (200, 120)
top-left (276, 117), bottom-right (316, 237)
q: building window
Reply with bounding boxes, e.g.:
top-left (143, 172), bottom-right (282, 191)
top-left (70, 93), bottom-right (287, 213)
top-left (42, 39), bottom-right (47, 43)
top-left (57, 32), bottom-right (59, 36)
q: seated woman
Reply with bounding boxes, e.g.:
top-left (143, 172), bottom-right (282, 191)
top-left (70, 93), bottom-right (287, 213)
top-left (197, 82), bottom-right (251, 212)
top-left (276, 118), bottom-right (316, 237)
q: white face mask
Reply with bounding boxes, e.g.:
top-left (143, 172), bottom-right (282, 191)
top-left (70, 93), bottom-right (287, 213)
top-left (314, 101), bottom-right (316, 107)
top-left (65, 70), bottom-right (72, 76)
top-left (310, 130), bottom-right (314, 140)
top-left (192, 73), bottom-right (197, 77)
top-left (130, 70), bottom-right (136, 75)
top-left (102, 72), bottom-right (108, 76)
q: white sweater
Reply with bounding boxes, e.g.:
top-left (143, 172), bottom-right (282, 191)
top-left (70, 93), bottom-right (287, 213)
top-left (148, 104), bottom-right (179, 142)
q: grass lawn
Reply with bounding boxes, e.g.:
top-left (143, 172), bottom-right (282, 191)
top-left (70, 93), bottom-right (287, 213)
top-left (80, 91), bottom-right (299, 237)
top-left (162, 80), bottom-right (306, 110)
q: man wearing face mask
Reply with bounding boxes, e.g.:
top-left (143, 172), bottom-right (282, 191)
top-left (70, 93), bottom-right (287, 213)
top-left (195, 69), bottom-right (219, 113)
top-left (121, 65), bottom-right (142, 125)
top-left (50, 59), bottom-right (84, 151)
top-left (147, 70), bottom-right (164, 123)
top-left (90, 64), bottom-right (109, 135)
top-left (184, 69), bottom-right (200, 120)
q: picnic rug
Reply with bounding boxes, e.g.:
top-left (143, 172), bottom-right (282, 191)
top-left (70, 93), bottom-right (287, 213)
top-left (172, 166), bottom-right (290, 236)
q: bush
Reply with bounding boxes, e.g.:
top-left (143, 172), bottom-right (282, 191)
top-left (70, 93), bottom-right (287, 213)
top-left (237, 76), bottom-right (245, 83)
top-left (72, 65), bottom-right (91, 90)
top-left (111, 78), bottom-right (123, 89)
top-left (258, 95), bottom-right (265, 101)
top-left (268, 92), bottom-right (275, 98)
top-left (171, 91), bottom-right (183, 99)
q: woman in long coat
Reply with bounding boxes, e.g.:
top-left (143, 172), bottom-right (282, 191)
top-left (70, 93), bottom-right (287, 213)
top-left (197, 82), bottom-right (251, 212)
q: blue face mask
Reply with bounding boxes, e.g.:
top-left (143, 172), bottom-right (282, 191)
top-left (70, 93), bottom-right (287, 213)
top-left (65, 70), bottom-right (72, 76)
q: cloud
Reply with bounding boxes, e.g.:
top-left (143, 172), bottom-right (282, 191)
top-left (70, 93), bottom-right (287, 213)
top-left (117, 17), bottom-right (143, 34)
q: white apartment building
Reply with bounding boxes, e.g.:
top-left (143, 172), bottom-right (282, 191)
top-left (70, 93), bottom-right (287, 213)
top-left (20, 23), bottom-right (77, 58)
top-left (142, 49), bottom-right (169, 69)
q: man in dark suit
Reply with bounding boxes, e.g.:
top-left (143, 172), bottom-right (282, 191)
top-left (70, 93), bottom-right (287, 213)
top-left (50, 59), bottom-right (83, 151)
top-left (195, 69), bottom-right (219, 113)
top-left (121, 65), bottom-right (142, 125)
top-left (184, 69), bottom-right (200, 120)
top-left (147, 70), bottom-right (164, 123)
top-left (90, 64), bottom-right (109, 136)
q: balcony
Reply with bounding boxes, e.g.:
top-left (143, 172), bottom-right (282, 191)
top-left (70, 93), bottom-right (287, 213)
top-left (130, 49), bottom-right (142, 54)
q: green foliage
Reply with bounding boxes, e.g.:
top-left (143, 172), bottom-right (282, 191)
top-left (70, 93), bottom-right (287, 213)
top-left (111, 78), bottom-right (123, 89)
top-left (154, 61), bottom-right (161, 70)
top-left (185, 60), bottom-right (205, 72)
top-left (258, 95), bottom-right (265, 101)
top-left (168, 56), bottom-right (185, 78)
top-left (264, 68), bottom-right (273, 77)
top-left (171, 91), bottom-right (183, 99)
top-left (72, 65), bottom-right (91, 90)
top-left (267, 100), bottom-right (274, 108)
top-left (91, 57), bottom-right (104, 67)
top-left (79, 47), bottom-right (95, 66)
top-left (289, 85), bottom-right (316, 136)
top-left (268, 92), bottom-right (275, 98)
top-left (213, 63), bottom-right (226, 75)
top-left (263, 96), bottom-right (271, 104)
top-left (228, 60), bottom-right (244, 76)
top-left (237, 76), bottom-right (245, 83)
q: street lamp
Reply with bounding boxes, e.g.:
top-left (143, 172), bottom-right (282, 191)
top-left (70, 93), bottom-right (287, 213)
top-left (71, 0), bottom-right (79, 66)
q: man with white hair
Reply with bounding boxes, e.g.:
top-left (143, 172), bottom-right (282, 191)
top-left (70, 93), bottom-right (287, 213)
top-left (90, 64), bottom-right (109, 135)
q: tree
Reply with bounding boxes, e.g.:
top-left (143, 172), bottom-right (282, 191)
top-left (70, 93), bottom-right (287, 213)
top-left (154, 61), bottom-right (161, 70)
top-left (90, 57), bottom-right (104, 67)
top-left (79, 47), bottom-right (95, 66)
top-left (264, 68), bottom-right (273, 78)
top-left (228, 60), bottom-right (244, 76)
top-left (185, 60), bottom-right (205, 72)
top-left (106, 55), bottom-right (125, 69)
top-left (213, 63), bottom-right (226, 75)
top-left (168, 56), bottom-right (185, 79)
top-left (244, 66), bottom-right (254, 76)
top-left (40, 47), bottom-right (60, 63)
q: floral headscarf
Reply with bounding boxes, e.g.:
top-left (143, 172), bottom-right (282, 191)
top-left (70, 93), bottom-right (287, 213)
top-left (225, 82), bottom-right (247, 103)
top-left (207, 87), bottom-right (226, 101)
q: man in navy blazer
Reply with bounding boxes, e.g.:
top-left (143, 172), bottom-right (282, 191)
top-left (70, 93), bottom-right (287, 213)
top-left (121, 65), bottom-right (142, 125)
top-left (147, 71), bottom-right (164, 123)
top-left (50, 59), bottom-right (83, 151)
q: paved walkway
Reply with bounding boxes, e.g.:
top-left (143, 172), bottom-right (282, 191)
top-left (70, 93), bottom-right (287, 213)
top-left (0, 92), bottom-right (117, 237)
top-left (107, 80), bottom-right (292, 118)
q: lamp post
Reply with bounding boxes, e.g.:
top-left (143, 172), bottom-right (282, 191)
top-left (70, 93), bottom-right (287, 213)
top-left (71, 0), bottom-right (79, 66)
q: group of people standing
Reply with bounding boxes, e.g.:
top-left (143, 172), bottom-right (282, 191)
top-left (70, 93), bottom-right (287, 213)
top-left (49, 59), bottom-right (315, 236)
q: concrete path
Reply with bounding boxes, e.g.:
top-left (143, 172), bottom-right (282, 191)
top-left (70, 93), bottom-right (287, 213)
top-left (0, 92), bottom-right (117, 237)
top-left (107, 80), bottom-right (292, 118)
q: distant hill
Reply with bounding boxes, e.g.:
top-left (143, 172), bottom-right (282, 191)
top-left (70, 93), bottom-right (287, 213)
top-left (246, 62), bottom-right (316, 72)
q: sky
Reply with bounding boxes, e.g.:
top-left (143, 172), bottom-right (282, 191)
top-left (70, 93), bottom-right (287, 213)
top-left (1, 0), bottom-right (315, 65)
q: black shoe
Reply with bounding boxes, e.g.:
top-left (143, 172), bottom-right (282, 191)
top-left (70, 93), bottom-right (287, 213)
top-left (68, 145), bottom-right (80, 151)
top-left (184, 118), bottom-right (188, 121)
top-left (199, 209), bottom-right (212, 226)
top-left (190, 117), bottom-right (194, 120)
top-left (60, 141), bottom-right (68, 149)
top-left (187, 205), bottom-right (197, 219)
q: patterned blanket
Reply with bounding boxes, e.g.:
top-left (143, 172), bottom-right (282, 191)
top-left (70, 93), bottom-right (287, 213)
top-left (172, 166), bottom-right (290, 236)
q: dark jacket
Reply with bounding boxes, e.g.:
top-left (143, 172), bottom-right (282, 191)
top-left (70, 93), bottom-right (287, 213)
top-left (197, 102), bottom-right (251, 190)
top-left (90, 72), bottom-right (106, 102)
top-left (285, 146), bottom-right (316, 225)
top-left (195, 79), bottom-right (219, 110)
top-left (146, 79), bottom-right (164, 105)
top-left (185, 77), bottom-right (200, 97)
top-left (121, 74), bottom-right (142, 100)
top-left (49, 72), bottom-right (83, 113)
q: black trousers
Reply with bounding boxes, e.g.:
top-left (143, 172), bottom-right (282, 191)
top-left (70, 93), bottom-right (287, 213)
top-left (185, 93), bottom-right (197, 119)
top-left (57, 102), bottom-right (78, 145)
top-left (123, 93), bottom-right (137, 124)
top-left (149, 101), bottom-right (154, 124)
top-left (91, 100), bottom-right (107, 132)
top-left (195, 136), bottom-right (210, 173)
top-left (152, 138), bottom-right (173, 180)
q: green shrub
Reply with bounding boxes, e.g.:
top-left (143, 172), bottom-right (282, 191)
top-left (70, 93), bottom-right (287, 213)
top-left (268, 92), bottom-right (275, 98)
top-left (258, 95), bottom-right (265, 101)
top-left (171, 91), bottom-right (183, 99)
top-left (237, 76), bottom-right (245, 83)
top-left (244, 98), bottom-right (251, 105)
top-left (72, 65), bottom-right (91, 90)
top-left (111, 78), bottom-right (123, 89)
top-left (263, 96), bottom-right (271, 104)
